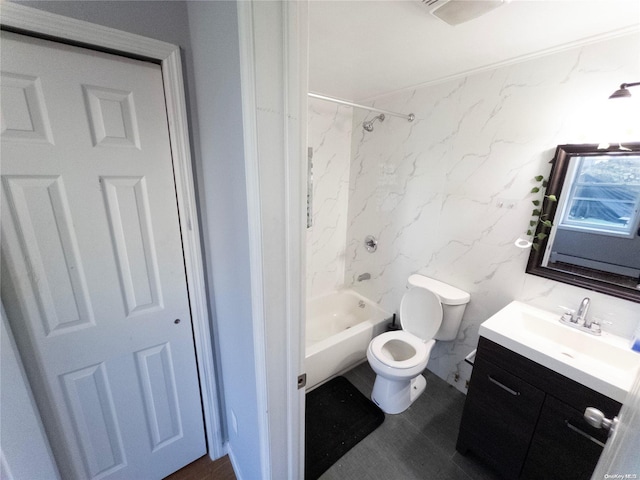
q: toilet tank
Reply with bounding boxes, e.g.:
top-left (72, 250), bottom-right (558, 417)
top-left (407, 274), bottom-right (470, 341)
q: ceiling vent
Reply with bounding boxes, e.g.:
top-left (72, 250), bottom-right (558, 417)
top-left (423, 0), bottom-right (509, 26)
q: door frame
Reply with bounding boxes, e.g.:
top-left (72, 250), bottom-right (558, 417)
top-left (0, 2), bottom-right (224, 460)
top-left (236, 2), bottom-right (308, 477)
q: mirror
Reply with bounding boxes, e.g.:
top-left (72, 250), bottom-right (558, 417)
top-left (526, 143), bottom-right (640, 303)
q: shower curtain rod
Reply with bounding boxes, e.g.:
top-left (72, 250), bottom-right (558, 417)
top-left (308, 92), bottom-right (415, 122)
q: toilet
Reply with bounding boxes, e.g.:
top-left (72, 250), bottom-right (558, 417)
top-left (366, 274), bottom-right (470, 414)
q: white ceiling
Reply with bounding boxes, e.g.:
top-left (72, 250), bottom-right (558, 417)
top-left (308, 0), bottom-right (640, 102)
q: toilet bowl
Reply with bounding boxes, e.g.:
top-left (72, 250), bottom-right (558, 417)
top-left (366, 275), bottom-right (470, 414)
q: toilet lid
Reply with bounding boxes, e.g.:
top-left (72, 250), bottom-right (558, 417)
top-left (399, 287), bottom-right (443, 340)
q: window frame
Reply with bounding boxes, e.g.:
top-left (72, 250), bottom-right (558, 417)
top-left (557, 154), bottom-right (640, 239)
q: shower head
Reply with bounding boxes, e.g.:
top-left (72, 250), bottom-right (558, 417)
top-left (609, 82), bottom-right (640, 99)
top-left (363, 114), bottom-right (385, 132)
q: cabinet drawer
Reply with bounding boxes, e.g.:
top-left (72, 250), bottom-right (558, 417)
top-left (477, 337), bottom-right (621, 417)
top-left (457, 357), bottom-right (545, 479)
top-left (521, 395), bottom-right (608, 480)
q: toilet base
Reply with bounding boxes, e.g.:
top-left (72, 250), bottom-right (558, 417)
top-left (371, 374), bottom-right (427, 414)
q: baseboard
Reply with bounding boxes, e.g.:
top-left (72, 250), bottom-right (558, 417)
top-left (226, 444), bottom-right (244, 480)
top-left (208, 441), bottom-right (230, 462)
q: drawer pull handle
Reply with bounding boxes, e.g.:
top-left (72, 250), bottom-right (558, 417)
top-left (565, 420), bottom-right (606, 448)
top-left (487, 375), bottom-right (520, 396)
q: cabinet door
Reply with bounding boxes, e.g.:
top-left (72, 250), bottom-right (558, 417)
top-left (456, 357), bottom-right (545, 479)
top-left (521, 395), bottom-right (608, 480)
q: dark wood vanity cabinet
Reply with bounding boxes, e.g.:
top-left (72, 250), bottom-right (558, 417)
top-left (457, 337), bottom-right (621, 480)
top-left (456, 357), bottom-right (545, 478)
top-left (521, 395), bottom-right (609, 480)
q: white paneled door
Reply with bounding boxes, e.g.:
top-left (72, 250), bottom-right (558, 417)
top-left (0, 32), bottom-right (206, 479)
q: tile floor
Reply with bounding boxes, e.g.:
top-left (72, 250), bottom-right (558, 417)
top-left (318, 362), bottom-right (502, 480)
top-left (167, 361), bottom-right (502, 480)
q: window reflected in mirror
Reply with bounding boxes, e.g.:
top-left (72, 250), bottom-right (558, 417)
top-left (560, 155), bottom-right (640, 237)
top-left (526, 144), bottom-right (640, 303)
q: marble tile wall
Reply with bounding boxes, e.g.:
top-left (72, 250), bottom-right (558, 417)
top-left (344, 33), bottom-right (640, 393)
top-left (306, 98), bottom-right (353, 298)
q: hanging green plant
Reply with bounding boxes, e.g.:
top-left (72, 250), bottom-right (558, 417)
top-left (527, 175), bottom-right (557, 251)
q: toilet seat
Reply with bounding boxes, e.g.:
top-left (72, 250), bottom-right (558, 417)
top-left (368, 330), bottom-right (428, 369)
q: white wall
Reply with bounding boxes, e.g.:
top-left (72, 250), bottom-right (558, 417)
top-left (5, 1), bottom-right (266, 477)
top-left (343, 33), bottom-right (640, 393)
top-left (306, 98), bottom-right (353, 298)
top-left (187, 2), bottom-right (263, 478)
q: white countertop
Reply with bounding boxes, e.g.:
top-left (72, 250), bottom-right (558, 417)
top-left (479, 301), bottom-right (640, 404)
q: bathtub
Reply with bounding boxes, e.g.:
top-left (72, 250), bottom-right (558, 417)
top-left (305, 290), bottom-right (391, 390)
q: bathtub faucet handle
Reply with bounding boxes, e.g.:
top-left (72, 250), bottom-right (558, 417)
top-left (364, 235), bottom-right (378, 253)
top-left (358, 273), bottom-right (371, 282)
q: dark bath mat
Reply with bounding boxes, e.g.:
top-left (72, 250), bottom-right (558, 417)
top-left (305, 376), bottom-right (385, 480)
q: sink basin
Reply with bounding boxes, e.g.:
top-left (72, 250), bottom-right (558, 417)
top-left (479, 301), bottom-right (640, 403)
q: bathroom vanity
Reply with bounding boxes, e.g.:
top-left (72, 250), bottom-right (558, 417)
top-left (457, 336), bottom-right (620, 479)
top-left (456, 301), bottom-right (639, 480)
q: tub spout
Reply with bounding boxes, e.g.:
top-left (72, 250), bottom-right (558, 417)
top-left (357, 273), bottom-right (371, 282)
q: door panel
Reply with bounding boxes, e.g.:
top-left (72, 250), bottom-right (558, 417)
top-left (1, 31), bottom-right (205, 480)
top-left (60, 363), bottom-right (126, 478)
top-left (2, 174), bottom-right (94, 334)
top-left (102, 175), bottom-right (163, 315)
top-left (135, 342), bottom-right (184, 451)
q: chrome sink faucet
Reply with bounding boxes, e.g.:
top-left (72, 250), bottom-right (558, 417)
top-left (576, 297), bottom-right (591, 327)
top-left (560, 297), bottom-right (600, 335)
